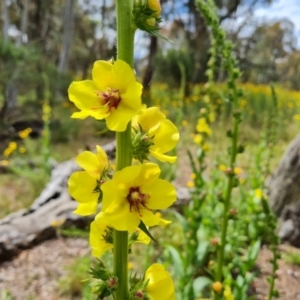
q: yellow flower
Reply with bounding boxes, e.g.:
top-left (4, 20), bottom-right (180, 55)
top-left (254, 188), bottom-right (263, 200)
top-left (186, 181), bottom-right (194, 188)
top-left (69, 60), bottom-right (143, 132)
top-left (128, 262), bottom-right (134, 270)
top-left (196, 117), bottom-right (212, 135)
top-left (18, 128), bottom-right (32, 139)
top-left (234, 167), bottom-right (243, 175)
top-left (68, 146), bottom-right (109, 215)
top-left (132, 107), bottom-right (179, 163)
top-left (224, 285), bottom-right (234, 300)
top-left (193, 134), bottom-right (203, 145)
top-left (101, 163), bottom-right (176, 232)
top-left (202, 143), bottom-right (210, 152)
top-left (181, 120), bottom-right (188, 127)
top-left (1, 160), bottom-right (9, 166)
top-left (3, 142), bottom-right (17, 157)
top-left (293, 114), bottom-right (300, 121)
top-left (190, 173), bottom-right (196, 179)
top-left (144, 263), bottom-right (175, 300)
top-left (19, 147), bottom-right (26, 154)
top-left (219, 164), bottom-right (227, 171)
top-left (147, 0), bottom-right (161, 16)
top-left (90, 213), bottom-right (150, 257)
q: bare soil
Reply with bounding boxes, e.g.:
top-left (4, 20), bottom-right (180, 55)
top-left (0, 237), bottom-right (300, 299)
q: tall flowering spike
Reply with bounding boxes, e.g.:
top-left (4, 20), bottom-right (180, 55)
top-left (132, 107), bottom-right (179, 163)
top-left (144, 263), bottom-right (175, 300)
top-left (68, 60), bottom-right (143, 132)
top-left (90, 213), bottom-right (151, 258)
top-left (101, 163), bottom-right (176, 232)
top-left (68, 146), bottom-right (109, 216)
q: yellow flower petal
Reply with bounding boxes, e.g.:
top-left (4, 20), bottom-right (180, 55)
top-left (103, 202), bottom-right (140, 232)
top-left (142, 179), bottom-right (176, 210)
top-left (68, 171), bottom-right (99, 215)
top-left (90, 213), bottom-right (113, 257)
top-left (105, 103), bottom-right (138, 132)
top-left (74, 202), bottom-right (98, 216)
top-left (69, 80), bottom-right (99, 111)
top-left (92, 60), bottom-right (115, 91)
top-left (145, 264), bottom-right (175, 300)
top-left (75, 146), bottom-right (108, 179)
top-left (114, 60), bottom-right (136, 92)
top-left (150, 151), bottom-right (177, 163)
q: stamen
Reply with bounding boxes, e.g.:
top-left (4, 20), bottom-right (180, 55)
top-left (95, 87), bottom-right (121, 112)
top-left (126, 186), bottom-right (150, 216)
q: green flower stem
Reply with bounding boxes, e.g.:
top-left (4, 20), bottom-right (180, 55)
top-left (114, 0), bottom-right (135, 299)
top-left (216, 116), bottom-right (239, 281)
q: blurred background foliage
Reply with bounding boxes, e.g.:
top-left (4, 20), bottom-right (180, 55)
top-left (1, 0), bottom-right (300, 214)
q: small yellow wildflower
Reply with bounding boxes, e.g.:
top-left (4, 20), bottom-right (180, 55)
top-left (196, 117), bottom-right (212, 135)
top-left (186, 181), bottom-right (194, 188)
top-left (101, 163), bottom-right (176, 232)
top-left (19, 147), bottom-right (26, 154)
top-left (69, 60), bottom-right (143, 132)
top-left (128, 262), bottom-right (134, 270)
top-left (18, 128), bottom-right (32, 139)
top-left (181, 120), bottom-right (188, 127)
top-left (202, 143), bottom-right (210, 152)
top-left (193, 134), bottom-right (203, 145)
top-left (254, 188), bottom-right (263, 200)
top-left (144, 263), bottom-right (175, 300)
top-left (1, 160), bottom-right (9, 166)
top-left (234, 167), bottom-right (243, 175)
top-left (219, 164), bottom-right (227, 171)
top-left (3, 142), bottom-right (17, 157)
top-left (293, 114), bottom-right (300, 121)
top-left (190, 173), bottom-right (196, 179)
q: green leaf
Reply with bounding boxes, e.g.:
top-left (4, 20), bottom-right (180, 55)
top-left (193, 276), bottom-right (212, 296)
top-left (171, 210), bottom-right (187, 230)
top-left (166, 245), bottom-right (184, 278)
top-left (138, 221), bottom-right (157, 242)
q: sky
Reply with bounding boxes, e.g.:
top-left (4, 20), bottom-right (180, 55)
top-left (254, 0), bottom-right (300, 35)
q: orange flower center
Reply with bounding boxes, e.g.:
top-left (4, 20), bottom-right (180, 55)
top-left (127, 187), bottom-right (150, 216)
top-left (96, 87), bottom-right (121, 112)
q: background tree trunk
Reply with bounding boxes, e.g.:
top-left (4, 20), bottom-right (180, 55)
top-left (58, 0), bottom-right (75, 74)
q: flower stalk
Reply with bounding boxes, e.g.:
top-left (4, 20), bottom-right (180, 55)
top-left (114, 0), bottom-right (136, 299)
top-left (196, 1), bottom-right (244, 298)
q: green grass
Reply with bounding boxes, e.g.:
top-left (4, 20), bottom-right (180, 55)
top-left (283, 251), bottom-right (300, 266)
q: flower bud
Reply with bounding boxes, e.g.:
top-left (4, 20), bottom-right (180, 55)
top-left (212, 281), bottom-right (223, 294)
top-left (147, 0), bottom-right (161, 16)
